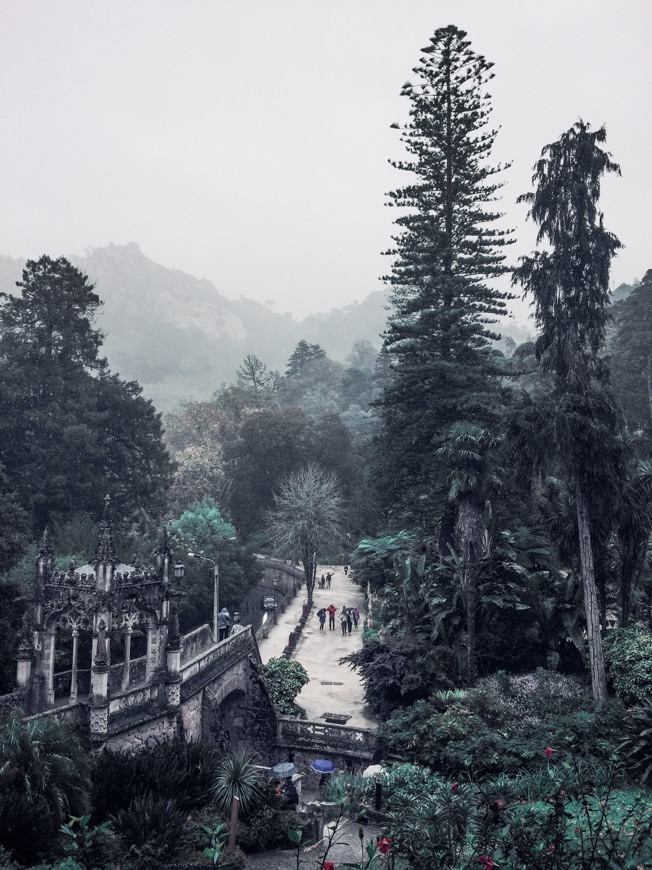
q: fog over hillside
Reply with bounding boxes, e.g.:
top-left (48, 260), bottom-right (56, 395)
top-left (0, 244), bottom-right (391, 412)
top-left (0, 243), bottom-right (544, 413)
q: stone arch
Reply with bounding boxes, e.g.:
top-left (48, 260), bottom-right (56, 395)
top-left (202, 673), bottom-right (249, 752)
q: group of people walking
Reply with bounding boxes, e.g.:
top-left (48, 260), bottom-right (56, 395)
top-left (316, 603), bottom-right (360, 633)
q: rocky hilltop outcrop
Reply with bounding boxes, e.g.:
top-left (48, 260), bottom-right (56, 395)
top-left (0, 244), bottom-right (387, 412)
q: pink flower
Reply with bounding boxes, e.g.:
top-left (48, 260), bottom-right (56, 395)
top-left (479, 857), bottom-right (495, 869)
top-left (544, 746), bottom-right (554, 759)
top-left (451, 781), bottom-right (459, 791)
top-left (323, 862), bottom-right (335, 870)
top-left (377, 836), bottom-right (392, 855)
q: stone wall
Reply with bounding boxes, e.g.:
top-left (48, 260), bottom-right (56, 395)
top-left (179, 692), bottom-right (202, 742)
top-left (105, 711), bottom-right (179, 752)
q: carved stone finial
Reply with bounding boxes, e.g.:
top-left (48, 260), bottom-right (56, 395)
top-left (94, 516), bottom-right (117, 565)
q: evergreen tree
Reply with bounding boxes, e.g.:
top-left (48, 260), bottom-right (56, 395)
top-left (0, 256), bottom-right (171, 531)
top-left (610, 269), bottom-right (652, 436)
top-left (513, 121), bottom-right (622, 701)
top-left (378, 24), bottom-right (512, 531)
top-left (285, 340), bottom-right (326, 377)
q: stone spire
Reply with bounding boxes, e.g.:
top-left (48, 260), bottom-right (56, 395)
top-left (94, 496), bottom-right (117, 565)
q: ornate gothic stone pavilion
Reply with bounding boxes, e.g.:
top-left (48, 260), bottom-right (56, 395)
top-left (17, 502), bottom-right (183, 745)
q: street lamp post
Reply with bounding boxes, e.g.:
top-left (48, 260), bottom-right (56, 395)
top-left (188, 552), bottom-right (219, 642)
top-left (272, 578), bottom-right (277, 625)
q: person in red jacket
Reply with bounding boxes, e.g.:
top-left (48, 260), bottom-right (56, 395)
top-left (326, 603), bottom-right (337, 630)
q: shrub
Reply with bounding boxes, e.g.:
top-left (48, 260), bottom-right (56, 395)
top-left (0, 714), bottom-right (93, 865)
top-left (237, 805), bottom-right (303, 852)
top-left (262, 658), bottom-right (309, 715)
top-left (619, 697), bottom-right (652, 785)
top-left (604, 624), bottom-right (652, 704)
top-left (110, 793), bottom-right (187, 869)
top-left (92, 739), bottom-right (218, 821)
top-left (377, 693), bottom-right (625, 780)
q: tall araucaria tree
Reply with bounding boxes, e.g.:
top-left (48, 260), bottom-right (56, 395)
top-left (513, 120), bottom-right (623, 701)
top-left (378, 24), bottom-right (513, 534)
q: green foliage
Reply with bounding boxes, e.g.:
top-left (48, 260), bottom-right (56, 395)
top-left (343, 636), bottom-right (457, 719)
top-left (59, 814), bottom-right (117, 869)
top-left (0, 714), bottom-right (92, 863)
top-left (618, 698), bottom-right (652, 785)
top-left (262, 657), bottom-right (309, 715)
top-left (236, 804), bottom-right (303, 852)
top-left (0, 255), bottom-right (172, 533)
top-left (266, 463), bottom-right (344, 600)
top-left (604, 624), bottom-right (652, 704)
top-left (378, 24), bottom-right (512, 530)
top-left (91, 739), bottom-right (219, 821)
top-left (377, 680), bottom-right (624, 780)
top-left (109, 792), bottom-right (187, 869)
top-left (211, 750), bottom-right (266, 818)
top-left (199, 821), bottom-right (228, 867)
top-left (168, 498), bottom-right (260, 629)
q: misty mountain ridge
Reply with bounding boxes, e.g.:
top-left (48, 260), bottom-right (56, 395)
top-left (0, 244), bottom-right (390, 411)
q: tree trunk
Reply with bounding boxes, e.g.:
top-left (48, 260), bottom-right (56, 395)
top-left (575, 483), bottom-right (608, 701)
top-left (302, 550), bottom-right (315, 605)
top-left (457, 497), bottom-right (485, 683)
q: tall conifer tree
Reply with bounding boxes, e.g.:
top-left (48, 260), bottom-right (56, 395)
top-left (514, 121), bottom-right (622, 701)
top-left (378, 25), bottom-right (512, 531)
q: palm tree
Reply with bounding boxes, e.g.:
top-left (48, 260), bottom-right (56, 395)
top-left (0, 713), bottom-right (92, 862)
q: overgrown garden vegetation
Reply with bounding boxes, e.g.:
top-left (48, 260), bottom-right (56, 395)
top-left (0, 19), bottom-right (651, 870)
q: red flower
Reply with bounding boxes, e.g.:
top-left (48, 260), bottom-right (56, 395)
top-left (544, 746), bottom-right (554, 759)
top-left (479, 857), bottom-right (495, 869)
top-left (451, 781), bottom-right (459, 791)
top-left (377, 836), bottom-right (392, 855)
top-left (323, 863), bottom-right (335, 870)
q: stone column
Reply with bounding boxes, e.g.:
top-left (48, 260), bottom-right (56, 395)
top-left (45, 628), bottom-right (56, 705)
top-left (122, 625), bottom-right (132, 691)
top-left (165, 610), bottom-right (182, 709)
top-left (16, 636), bottom-right (34, 690)
top-left (69, 628), bottom-right (79, 703)
top-left (89, 621), bottom-right (110, 747)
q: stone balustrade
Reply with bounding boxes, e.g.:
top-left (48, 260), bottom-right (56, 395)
top-left (180, 625), bottom-right (257, 700)
top-left (181, 624), bottom-right (214, 663)
top-left (276, 716), bottom-right (377, 759)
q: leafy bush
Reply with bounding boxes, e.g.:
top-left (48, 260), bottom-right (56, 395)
top-left (59, 814), bottom-right (118, 869)
top-left (378, 692), bottom-right (625, 779)
top-left (367, 761), bottom-right (652, 868)
top-left (478, 669), bottom-right (591, 724)
top-left (341, 637), bottom-right (456, 718)
top-left (619, 697), bottom-right (652, 785)
top-left (92, 739), bottom-right (218, 821)
top-left (262, 657), bottom-right (309, 715)
top-left (237, 805), bottom-right (303, 852)
top-left (604, 623), bottom-right (652, 704)
top-left (0, 714), bottom-right (93, 864)
top-left (110, 793), bottom-right (187, 869)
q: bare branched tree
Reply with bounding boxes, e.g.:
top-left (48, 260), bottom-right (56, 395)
top-left (267, 464), bottom-right (345, 604)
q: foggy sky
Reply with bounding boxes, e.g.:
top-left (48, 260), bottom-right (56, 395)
top-left (1, 1), bottom-right (650, 322)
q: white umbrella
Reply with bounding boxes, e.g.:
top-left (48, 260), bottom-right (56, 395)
top-left (362, 764), bottom-right (385, 778)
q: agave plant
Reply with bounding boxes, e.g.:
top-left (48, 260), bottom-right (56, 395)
top-left (618, 697), bottom-right (652, 785)
top-left (212, 750), bottom-right (265, 817)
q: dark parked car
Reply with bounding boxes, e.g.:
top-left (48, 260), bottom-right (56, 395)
top-left (262, 595), bottom-right (277, 610)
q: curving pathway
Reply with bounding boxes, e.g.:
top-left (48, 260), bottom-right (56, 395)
top-left (256, 564), bottom-right (376, 729)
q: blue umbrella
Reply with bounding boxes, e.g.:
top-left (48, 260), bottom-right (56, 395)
top-left (310, 758), bottom-right (336, 773)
